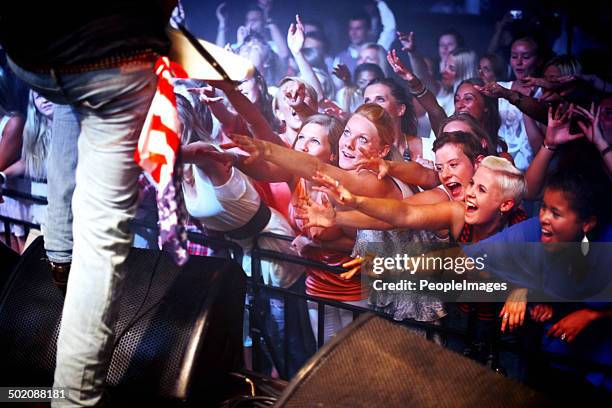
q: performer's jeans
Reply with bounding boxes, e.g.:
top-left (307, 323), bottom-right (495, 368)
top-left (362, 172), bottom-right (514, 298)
top-left (10, 59), bottom-right (157, 406)
top-left (45, 104), bottom-right (79, 264)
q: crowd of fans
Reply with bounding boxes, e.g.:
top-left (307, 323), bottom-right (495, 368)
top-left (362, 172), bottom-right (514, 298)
top-left (1, 0), bottom-right (610, 403)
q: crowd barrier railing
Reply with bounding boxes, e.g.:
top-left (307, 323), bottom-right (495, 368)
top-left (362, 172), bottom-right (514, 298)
top-left (1, 187), bottom-right (610, 386)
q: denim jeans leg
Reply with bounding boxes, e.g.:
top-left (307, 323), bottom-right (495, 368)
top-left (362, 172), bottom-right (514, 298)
top-left (44, 104), bottom-right (79, 263)
top-left (50, 65), bottom-right (157, 407)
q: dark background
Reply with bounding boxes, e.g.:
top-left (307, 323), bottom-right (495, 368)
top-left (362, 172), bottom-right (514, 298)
top-left (182, 0), bottom-right (612, 77)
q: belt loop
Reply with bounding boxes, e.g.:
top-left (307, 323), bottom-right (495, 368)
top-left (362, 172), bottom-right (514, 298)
top-left (50, 68), bottom-right (70, 101)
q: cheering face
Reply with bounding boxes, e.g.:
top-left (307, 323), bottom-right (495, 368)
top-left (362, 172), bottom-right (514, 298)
top-left (33, 91), bottom-right (54, 118)
top-left (479, 57), bottom-right (496, 83)
top-left (238, 77), bottom-right (261, 104)
top-left (438, 34), bottom-right (458, 62)
top-left (441, 55), bottom-right (457, 87)
top-left (510, 40), bottom-right (538, 80)
top-left (355, 69), bottom-right (378, 91)
top-left (364, 83), bottom-right (405, 123)
top-left (539, 189), bottom-right (589, 247)
top-left (339, 114), bottom-right (387, 170)
top-left (294, 123), bottom-right (334, 163)
top-left (357, 47), bottom-right (381, 66)
top-left (348, 19), bottom-right (368, 46)
top-left (600, 98), bottom-right (612, 144)
top-left (463, 167), bottom-right (506, 226)
top-left (434, 143), bottom-right (476, 201)
top-left (454, 83), bottom-right (487, 122)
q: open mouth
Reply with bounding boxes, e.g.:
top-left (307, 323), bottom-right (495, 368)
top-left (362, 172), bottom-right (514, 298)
top-left (341, 150), bottom-right (356, 159)
top-left (445, 182), bottom-right (462, 198)
top-left (465, 199), bottom-right (478, 213)
top-left (541, 227), bottom-right (553, 242)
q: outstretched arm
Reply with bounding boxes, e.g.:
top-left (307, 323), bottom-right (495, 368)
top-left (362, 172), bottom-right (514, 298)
top-left (230, 134), bottom-right (398, 198)
top-left (203, 80), bottom-right (285, 146)
top-left (475, 82), bottom-right (548, 125)
top-left (311, 172), bottom-right (463, 232)
top-left (355, 145), bottom-right (439, 188)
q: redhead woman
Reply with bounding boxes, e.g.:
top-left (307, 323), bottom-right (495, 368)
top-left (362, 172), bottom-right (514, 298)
top-left (230, 104), bottom-right (438, 341)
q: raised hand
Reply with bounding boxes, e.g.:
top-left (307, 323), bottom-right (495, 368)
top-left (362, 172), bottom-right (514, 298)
top-left (397, 31), bottom-right (415, 53)
top-left (355, 146), bottom-right (390, 179)
top-left (530, 303), bottom-right (554, 322)
top-left (544, 104), bottom-right (584, 148)
top-left (187, 86), bottom-right (224, 104)
top-left (311, 172), bottom-right (357, 207)
top-left (474, 82), bottom-right (512, 99)
top-left (287, 14), bottom-right (305, 55)
top-left (236, 25), bottom-right (248, 47)
top-left (216, 2), bottom-right (227, 26)
top-left (386, 49), bottom-right (416, 82)
top-left (283, 80), bottom-right (307, 108)
top-left (499, 288), bottom-right (527, 333)
top-left (319, 99), bottom-right (346, 120)
top-left (293, 193), bottom-right (337, 229)
top-left (521, 76), bottom-right (556, 90)
top-left (227, 133), bottom-right (269, 164)
top-left (332, 64), bottom-right (351, 85)
top-left (574, 103), bottom-right (607, 148)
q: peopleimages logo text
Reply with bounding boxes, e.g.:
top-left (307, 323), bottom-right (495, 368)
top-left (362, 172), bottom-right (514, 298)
top-left (371, 254), bottom-right (487, 275)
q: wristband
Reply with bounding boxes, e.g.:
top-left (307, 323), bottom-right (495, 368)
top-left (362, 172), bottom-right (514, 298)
top-left (542, 142), bottom-right (557, 152)
top-left (600, 145), bottom-right (612, 157)
top-left (0, 171), bottom-right (6, 186)
top-left (413, 87), bottom-right (428, 99)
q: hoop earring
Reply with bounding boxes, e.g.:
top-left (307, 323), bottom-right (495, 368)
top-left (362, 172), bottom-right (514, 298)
top-left (581, 233), bottom-right (589, 256)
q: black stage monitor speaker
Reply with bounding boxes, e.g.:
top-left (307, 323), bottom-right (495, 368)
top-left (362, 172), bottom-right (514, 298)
top-left (276, 313), bottom-right (550, 408)
top-left (0, 237), bottom-right (246, 404)
top-left (0, 240), bottom-right (19, 290)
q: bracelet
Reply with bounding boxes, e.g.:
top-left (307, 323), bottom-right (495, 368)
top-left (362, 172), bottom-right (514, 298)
top-left (0, 171), bottom-right (6, 186)
top-left (542, 142), bottom-right (557, 152)
top-left (411, 87), bottom-right (428, 99)
top-left (600, 145), bottom-right (612, 157)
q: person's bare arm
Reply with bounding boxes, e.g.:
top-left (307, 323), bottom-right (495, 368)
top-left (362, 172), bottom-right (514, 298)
top-left (475, 82), bottom-right (548, 124)
top-left (397, 31), bottom-right (438, 95)
top-left (231, 134), bottom-right (399, 199)
top-left (387, 49), bottom-right (445, 135)
top-left (205, 80), bottom-right (286, 146)
top-left (310, 173), bottom-right (464, 233)
top-left (0, 115), bottom-right (24, 171)
top-left (215, 2), bottom-right (227, 47)
top-left (2, 158), bottom-right (26, 178)
top-left (355, 147), bottom-right (439, 189)
top-left (287, 15), bottom-right (324, 101)
top-left (524, 105), bottom-right (585, 200)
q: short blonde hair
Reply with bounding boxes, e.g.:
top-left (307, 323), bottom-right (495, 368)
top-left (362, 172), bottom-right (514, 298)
top-left (479, 156), bottom-right (526, 203)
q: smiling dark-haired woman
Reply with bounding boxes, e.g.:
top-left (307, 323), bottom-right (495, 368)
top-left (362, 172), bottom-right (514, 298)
top-left (461, 166), bottom-right (612, 402)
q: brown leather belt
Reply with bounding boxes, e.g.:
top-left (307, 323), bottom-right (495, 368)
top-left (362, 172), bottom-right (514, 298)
top-left (21, 49), bottom-right (159, 75)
